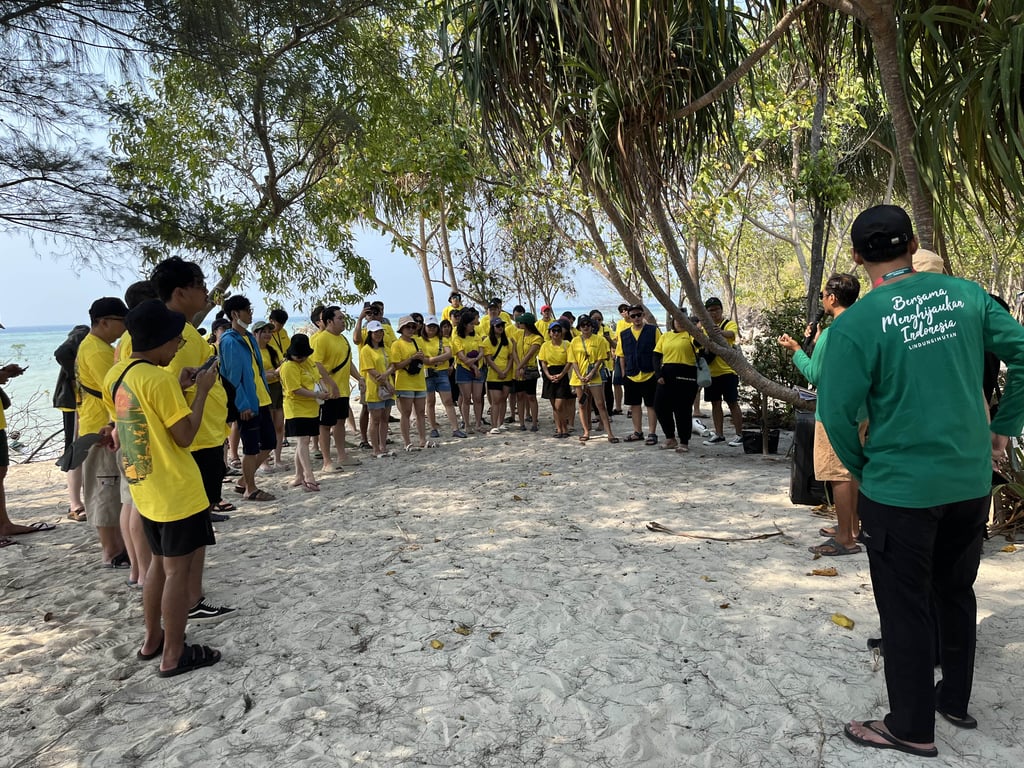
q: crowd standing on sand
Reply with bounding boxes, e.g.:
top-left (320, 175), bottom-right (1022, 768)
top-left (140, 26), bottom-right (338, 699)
top-left (2, 204), bottom-right (1022, 760)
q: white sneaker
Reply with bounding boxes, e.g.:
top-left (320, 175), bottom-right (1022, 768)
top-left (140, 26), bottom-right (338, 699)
top-left (489, 427), bottom-right (502, 435)
top-left (727, 435), bottom-right (745, 447)
top-left (703, 434), bottom-right (725, 445)
top-left (691, 418), bottom-right (708, 436)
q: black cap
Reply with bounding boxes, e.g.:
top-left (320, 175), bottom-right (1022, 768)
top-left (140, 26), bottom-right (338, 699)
top-left (89, 297), bottom-right (129, 322)
top-left (286, 333), bottom-right (315, 359)
top-left (851, 205), bottom-right (913, 260)
top-left (126, 299), bottom-right (186, 352)
top-left (449, 291), bottom-right (462, 301)
top-left (704, 297), bottom-right (723, 309)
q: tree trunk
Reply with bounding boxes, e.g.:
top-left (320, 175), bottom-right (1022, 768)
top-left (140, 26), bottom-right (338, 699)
top-left (417, 211), bottom-right (435, 315)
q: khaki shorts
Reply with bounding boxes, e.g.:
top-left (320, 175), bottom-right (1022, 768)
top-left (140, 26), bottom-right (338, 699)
top-left (83, 444), bottom-right (122, 527)
top-left (115, 448), bottom-right (133, 504)
top-left (814, 420), bottom-right (854, 482)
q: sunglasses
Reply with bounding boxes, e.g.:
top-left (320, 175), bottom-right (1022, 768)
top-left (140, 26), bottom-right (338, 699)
top-left (550, 327), bottom-right (563, 332)
top-left (629, 313), bottom-right (643, 319)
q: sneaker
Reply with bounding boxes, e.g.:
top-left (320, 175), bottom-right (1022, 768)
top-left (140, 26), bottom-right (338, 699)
top-left (691, 418), bottom-right (708, 436)
top-left (209, 512), bottom-right (231, 522)
top-left (188, 599), bottom-right (237, 624)
top-left (489, 427), bottom-right (502, 435)
top-left (703, 434), bottom-right (725, 445)
top-left (452, 429), bottom-right (468, 438)
top-left (727, 435), bottom-right (745, 447)
top-left (429, 428), bottom-right (441, 439)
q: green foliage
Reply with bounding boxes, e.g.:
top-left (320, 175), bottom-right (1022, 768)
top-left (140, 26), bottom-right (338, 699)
top-left (749, 297), bottom-right (808, 392)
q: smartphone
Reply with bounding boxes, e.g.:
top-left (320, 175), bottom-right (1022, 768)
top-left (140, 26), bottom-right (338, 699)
top-left (363, 301), bottom-right (371, 309)
top-left (195, 356), bottom-right (218, 377)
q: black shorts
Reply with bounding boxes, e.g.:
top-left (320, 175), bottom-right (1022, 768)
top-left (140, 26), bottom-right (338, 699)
top-left (142, 508), bottom-right (215, 558)
top-left (542, 367), bottom-right (575, 400)
top-left (269, 381), bottom-right (284, 410)
top-left (286, 416), bottom-right (321, 437)
top-left (705, 373), bottom-right (740, 404)
top-left (62, 411), bottom-right (75, 453)
top-left (239, 405), bottom-right (277, 455)
top-left (0, 429), bottom-right (8, 468)
top-left (623, 376), bottom-right (657, 407)
top-left (514, 377), bottom-right (538, 395)
top-left (487, 381), bottom-right (512, 392)
top-left (191, 445), bottom-right (226, 507)
top-left (319, 397), bottom-right (350, 426)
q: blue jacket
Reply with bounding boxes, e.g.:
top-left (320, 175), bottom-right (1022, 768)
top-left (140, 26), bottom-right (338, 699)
top-left (219, 328), bottom-right (270, 415)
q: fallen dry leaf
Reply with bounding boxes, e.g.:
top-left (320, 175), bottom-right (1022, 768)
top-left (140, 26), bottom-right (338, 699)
top-left (719, 602), bottom-right (730, 609)
top-left (453, 624), bottom-right (472, 636)
top-left (539, 471), bottom-right (552, 476)
top-left (512, 494), bottom-right (523, 501)
top-left (700, 576), bottom-right (717, 582)
top-left (1001, 544), bottom-right (1017, 553)
top-left (810, 567), bottom-right (838, 577)
top-left (385, 570), bottom-right (396, 576)
top-left (488, 631), bottom-right (503, 641)
top-left (430, 639), bottom-right (444, 650)
top-left (831, 613), bottom-right (855, 630)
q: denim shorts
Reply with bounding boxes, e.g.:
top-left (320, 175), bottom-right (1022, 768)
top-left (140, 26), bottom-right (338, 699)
top-left (366, 399), bottom-right (395, 411)
top-left (455, 366), bottom-right (482, 384)
top-left (426, 370), bottom-right (452, 394)
top-left (396, 390), bottom-right (426, 399)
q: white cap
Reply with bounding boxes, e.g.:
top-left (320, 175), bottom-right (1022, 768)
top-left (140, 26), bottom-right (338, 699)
top-left (366, 320), bottom-right (384, 332)
top-left (424, 315), bottom-right (439, 326)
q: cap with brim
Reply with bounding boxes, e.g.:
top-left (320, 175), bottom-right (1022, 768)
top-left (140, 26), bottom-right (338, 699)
top-left (912, 248), bottom-right (944, 274)
top-left (517, 312), bottom-right (536, 326)
top-left (126, 299), bottom-right (186, 352)
top-left (491, 316), bottom-right (506, 325)
top-left (540, 305), bottom-right (551, 313)
top-left (58, 432), bottom-right (103, 472)
top-left (366, 320), bottom-right (384, 332)
top-left (424, 315), bottom-right (439, 326)
top-left (851, 204), bottom-right (913, 257)
top-left (286, 333), bottom-right (315, 358)
top-left (487, 299), bottom-right (501, 308)
top-left (89, 297), bottom-right (129, 322)
top-left (548, 321), bottom-right (564, 331)
top-left (252, 318), bottom-right (272, 332)
top-left (398, 315), bottom-right (417, 330)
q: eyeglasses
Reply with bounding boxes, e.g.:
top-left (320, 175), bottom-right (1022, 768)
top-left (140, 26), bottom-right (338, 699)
top-left (549, 327), bottom-right (563, 332)
top-left (629, 313), bottom-right (643, 319)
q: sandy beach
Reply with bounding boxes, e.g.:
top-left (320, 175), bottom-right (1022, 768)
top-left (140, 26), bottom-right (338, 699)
top-left (2, 415), bottom-right (1023, 767)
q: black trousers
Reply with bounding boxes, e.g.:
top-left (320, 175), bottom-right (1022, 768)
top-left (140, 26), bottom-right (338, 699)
top-left (858, 491), bottom-right (989, 743)
top-left (654, 365), bottom-right (698, 442)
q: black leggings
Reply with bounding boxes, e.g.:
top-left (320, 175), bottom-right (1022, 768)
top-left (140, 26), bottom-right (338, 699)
top-left (655, 364), bottom-right (698, 441)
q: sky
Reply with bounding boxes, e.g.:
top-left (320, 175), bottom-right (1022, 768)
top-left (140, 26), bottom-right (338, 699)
top-left (1, 226), bottom-right (612, 329)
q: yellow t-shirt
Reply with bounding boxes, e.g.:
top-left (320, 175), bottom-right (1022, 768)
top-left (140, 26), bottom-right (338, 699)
top-left (279, 359), bottom-right (320, 420)
top-left (655, 330), bottom-right (698, 366)
top-left (615, 325), bottom-right (663, 383)
top-left (538, 340), bottom-right (569, 368)
top-left (478, 311), bottom-right (513, 339)
top-left (451, 332), bottom-right (483, 371)
top-left (359, 343), bottom-right (390, 403)
top-left (311, 331), bottom-right (353, 397)
top-left (513, 331), bottom-right (543, 375)
top-left (269, 328), bottom-right (290, 360)
top-left (421, 334), bottom-right (450, 373)
top-left (114, 329), bottom-right (132, 363)
top-left (0, 400), bottom-right (6, 431)
top-left (568, 334), bottom-right (610, 387)
top-left (258, 346), bottom-right (280, 383)
top-left (240, 333), bottom-right (272, 407)
top-left (708, 319), bottom-right (739, 376)
top-left (391, 337), bottom-right (427, 392)
top-left (76, 332), bottom-right (117, 434)
top-left (482, 335), bottom-right (514, 382)
top-left (103, 359), bottom-right (209, 523)
top-left (169, 323), bottom-right (229, 450)
top-left (441, 305), bottom-right (461, 324)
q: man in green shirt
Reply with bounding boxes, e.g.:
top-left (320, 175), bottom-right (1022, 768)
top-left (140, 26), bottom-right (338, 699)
top-left (818, 205), bottom-right (1024, 758)
top-left (779, 272), bottom-right (861, 555)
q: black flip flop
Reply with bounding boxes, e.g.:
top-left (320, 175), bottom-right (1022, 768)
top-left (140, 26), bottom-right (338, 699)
top-left (157, 643), bottom-right (221, 678)
top-left (843, 720), bottom-right (938, 758)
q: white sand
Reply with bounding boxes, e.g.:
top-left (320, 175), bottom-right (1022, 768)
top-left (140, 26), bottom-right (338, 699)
top-left (2, 417), bottom-right (1023, 767)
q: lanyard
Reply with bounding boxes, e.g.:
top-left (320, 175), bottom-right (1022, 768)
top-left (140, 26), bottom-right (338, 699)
top-left (872, 266), bottom-right (914, 288)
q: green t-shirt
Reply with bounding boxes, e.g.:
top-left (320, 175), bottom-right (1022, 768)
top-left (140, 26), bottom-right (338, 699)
top-left (818, 272), bottom-right (1024, 508)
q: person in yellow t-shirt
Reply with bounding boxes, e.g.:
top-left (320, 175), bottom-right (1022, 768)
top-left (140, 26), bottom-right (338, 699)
top-left (421, 316), bottom-right (463, 439)
top-left (2, 360), bottom-right (50, 541)
top-left (654, 313), bottom-right (700, 452)
top-left (279, 333), bottom-right (331, 492)
top-left (441, 291), bottom-right (464, 325)
top-left (267, 308), bottom-right (291, 360)
top-left (104, 298), bottom-right (222, 678)
top-left (615, 304), bottom-right (662, 444)
top-left (482, 316), bottom-right (514, 434)
top-left (612, 302), bottom-right (632, 414)
top-left (353, 302), bottom-right (396, 449)
top-left (590, 309), bottom-right (616, 418)
top-left (312, 306), bottom-right (362, 471)
top-left (538, 322), bottom-right (574, 437)
top-left (537, 305), bottom-right (557, 341)
top-left (697, 296), bottom-right (745, 447)
top-left (252, 319), bottom-right (286, 471)
top-left (568, 315), bottom-right (617, 442)
top-left (219, 295), bottom-right (276, 502)
top-left (452, 310), bottom-right (486, 434)
top-left (150, 255), bottom-right (236, 624)
top-left (478, 297), bottom-right (514, 339)
top-left (76, 296), bottom-right (129, 565)
top-left (391, 315), bottom-right (429, 450)
top-left (512, 313), bottom-right (543, 432)
top-left (53, 323), bottom-right (91, 522)
top-left (359, 321), bottom-right (395, 458)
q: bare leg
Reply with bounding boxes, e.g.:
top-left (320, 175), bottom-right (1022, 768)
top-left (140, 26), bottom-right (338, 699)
top-left (596, 390), bottom-right (616, 439)
top-left (159, 550), bottom-right (207, 672)
top-left (727, 399), bottom-right (744, 438)
top-left (121, 502), bottom-right (140, 582)
top-left (832, 479), bottom-right (861, 549)
top-left (576, 387), bottom-right (591, 438)
top-left (272, 408), bottom-right (285, 465)
top-left (440, 391), bottom-right (459, 432)
top-left (130, 505), bottom-right (151, 586)
top-left (413, 397), bottom-right (427, 446)
top-left (359, 407), bottom-right (370, 445)
top-left (241, 449), bottom-right (271, 495)
top-left (227, 423), bottom-right (241, 466)
top-left (332, 421), bottom-right (348, 464)
top-left (66, 465), bottom-right (84, 511)
top-left (711, 401), bottom-right (725, 437)
top-left (97, 525), bottom-right (126, 563)
top-left (397, 397), bottom-right (413, 446)
top-left (646, 406), bottom-right (657, 437)
top-left (187, 545), bottom-right (205, 607)
top-left (318, 425), bottom-right (334, 471)
top-left (458, 382), bottom-right (473, 431)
